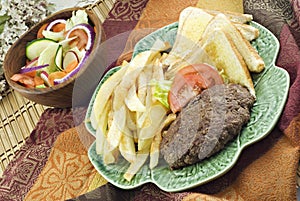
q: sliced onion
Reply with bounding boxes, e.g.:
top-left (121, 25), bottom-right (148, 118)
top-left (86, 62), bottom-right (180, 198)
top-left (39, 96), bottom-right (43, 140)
top-left (46, 19), bottom-right (67, 31)
top-left (65, 23), bottom-right (95, 52)
top-left (20, 64), bottom-right (49, 74)
top-left (53, 53), bottom-right (89, 85)
top-left (26, 57), bottom-right (39, 67)
top-left (53, 24), bottom-right (95, 85)
top-left (63, 50), bottom-right (79, 69)
top-left (40, 71), bottom-right (51, 87)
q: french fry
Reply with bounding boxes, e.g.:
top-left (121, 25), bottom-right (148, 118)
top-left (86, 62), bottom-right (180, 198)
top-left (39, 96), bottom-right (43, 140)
top-left (138, 103), bottom-right (167, 151)
top-left (126, 107), bottom-right (137, 132)
top-left (136, 61), bottom-right (153, 125)
top-left (119, 132), bottom-right (136, 163)
top-left (106, 105), bottom-right (126, 151)
top-left (95, 98), bottom-right (112, 155)
top-left (137, 69), bottom-right (153, 129)
top-left (164, 113), bottom-right (177, 128)
top-left (91, 63), bottom-right (129, 129)
top-left (150, 39), bottom-right (171, 52)
top-left (137, 71), bottom-right (148, 105)
top-left (125, 107), bottom-right (138, 143)
top-left (106, 120), bottom-right (123, 151)
top-left (152, 58), bottom-right (164, 81)
top-left (113, 50), bottom-right (161, 112)
top-left (93, 44), bottom-right (173, 180)
top-left (149, 131), bottom-right (162, 169)
top-left (149, 113), bottom-right (177, 169)
top-left (125, 84), bottom-right (146, 112)
top-left (123, 148), bottom-right (150, 182)
top-left (96, 126), bottom-right (106, 155)
top-left (136, 60), bottom-right (155, 131)
top-left (103, 141), bottom-right (119, 165)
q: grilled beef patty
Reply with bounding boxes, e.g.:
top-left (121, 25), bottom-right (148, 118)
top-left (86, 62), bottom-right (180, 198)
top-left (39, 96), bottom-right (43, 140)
top-left (160, 84), bottom-right (255, 169)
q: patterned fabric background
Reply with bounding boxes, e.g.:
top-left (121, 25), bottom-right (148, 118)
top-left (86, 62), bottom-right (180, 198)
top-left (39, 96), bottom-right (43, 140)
top-left (0, 108), bottom-right (76, 200)
top-left (0, 0), bottom-right (299, 200)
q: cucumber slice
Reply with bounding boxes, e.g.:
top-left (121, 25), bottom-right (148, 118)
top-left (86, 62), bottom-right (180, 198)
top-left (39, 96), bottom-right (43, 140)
top-left (38, 43), bottom-right (59, 73)
top-left (55, 45), bottom-right (63, 70)
top-left (26, 38), bottom-right (57, 60)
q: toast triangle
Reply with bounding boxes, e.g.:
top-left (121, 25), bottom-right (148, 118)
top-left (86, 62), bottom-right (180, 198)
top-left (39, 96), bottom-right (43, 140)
top-left (203, 14), bottom-right (265, 73)
top-left (201, 28), bottom-right (256, 97)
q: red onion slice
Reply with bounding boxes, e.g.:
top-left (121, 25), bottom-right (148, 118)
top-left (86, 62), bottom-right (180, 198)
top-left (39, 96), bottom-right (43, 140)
top-left (20, 64), bottom-right (49, 74)
top-left (53, 53), bottom-right (88, 85)
top-left (40, 71), bottom-right (51, 87)
top-left (26, 57), bottom-right (39, 67)
top-left (65, 23), bottom-right (95, 51)
top-left (63, 50), bottom-right (79, 69)
top-left (53, 23), bottom-right (95, 85)
top-left (46, 19), bottom-right (67, 31)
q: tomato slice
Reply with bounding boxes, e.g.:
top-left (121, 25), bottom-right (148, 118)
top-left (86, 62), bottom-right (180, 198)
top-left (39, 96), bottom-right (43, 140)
top-left (64, 60), bottom-right (79, 73)
top-left (23, 70), bottom-right (36, 78)
top-left (52, 23), bottom-right (66, 32)
top-left (68, 29), bottom-right (88, 50)
top-left (11, 74), bottom-right (35, 88)
top-left (168, 64), bottom-right (223, 113)
top-left (34, 76), bottom-right (44, 86)
top-left (48, 71), bottom-right (67, 86)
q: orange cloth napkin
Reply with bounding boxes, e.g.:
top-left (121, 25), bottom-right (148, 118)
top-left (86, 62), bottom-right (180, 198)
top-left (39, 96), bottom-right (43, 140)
top-left (24, 0), bottom-right (300, 200)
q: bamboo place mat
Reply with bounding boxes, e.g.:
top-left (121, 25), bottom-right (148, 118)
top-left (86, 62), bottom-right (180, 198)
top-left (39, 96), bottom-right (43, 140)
top-left (0, 0), bottom-right (115, 177)
top-left (0, 89), bottom-right (48, 176)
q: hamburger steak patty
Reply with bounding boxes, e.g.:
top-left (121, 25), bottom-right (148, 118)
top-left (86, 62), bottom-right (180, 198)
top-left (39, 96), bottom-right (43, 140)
top-left (160, 84), bottom-right (255, 169)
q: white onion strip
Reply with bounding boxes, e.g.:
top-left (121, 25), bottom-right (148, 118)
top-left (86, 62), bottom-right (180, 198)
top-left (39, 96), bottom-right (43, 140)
top-left (46, 19), bottom-right (67, 31)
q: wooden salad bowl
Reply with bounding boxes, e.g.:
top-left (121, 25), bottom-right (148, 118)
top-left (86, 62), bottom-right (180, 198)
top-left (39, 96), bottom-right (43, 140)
top-left (3, 7), bottom-right (104, 108)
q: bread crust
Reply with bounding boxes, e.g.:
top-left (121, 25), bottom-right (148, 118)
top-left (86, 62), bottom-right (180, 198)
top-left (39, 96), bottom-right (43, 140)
top-left (234, 23), bottom-right (260, 41)
top-left (203, 9), bottom-right (253, 23)
top-left (201, 28), bottom-right (256, 97)
top-left (203, 14), bottom-right (265, 73)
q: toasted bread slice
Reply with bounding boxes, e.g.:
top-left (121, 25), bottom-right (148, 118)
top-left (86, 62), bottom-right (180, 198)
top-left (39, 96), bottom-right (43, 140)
top-left (163, 7), bottom-right (213, 68)
top-left (203, 9), bottom-right (253, 23)
top-left (200, 28), bottom-right (255, 97)
top-left (177, 7), bottom-right (214, 44)
top-left (165, 41), bottom-right (212, 80)
top-left (167, 7), bottom-right (213, 59)
top-left (203, 14), bottom-right (265, 73)
top-left (234, 22), bottom-right (260, 41)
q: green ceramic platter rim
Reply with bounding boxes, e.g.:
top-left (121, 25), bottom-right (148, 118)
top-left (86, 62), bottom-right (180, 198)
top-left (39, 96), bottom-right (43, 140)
top-left (85, 21), bottom-right (290, 192)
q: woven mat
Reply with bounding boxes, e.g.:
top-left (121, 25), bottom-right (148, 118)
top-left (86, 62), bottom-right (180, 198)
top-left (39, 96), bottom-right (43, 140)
top-left (0, 89), bottom-right (47, 176)
top-left (0, 0), bottom-right (115, 177)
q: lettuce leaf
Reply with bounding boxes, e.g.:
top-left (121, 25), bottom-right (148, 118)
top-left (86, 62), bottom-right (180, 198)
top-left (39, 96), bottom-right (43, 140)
top-left (65, 10), bottom-right (89, 31)
top-left (150, 79), bottom-right (172, 109)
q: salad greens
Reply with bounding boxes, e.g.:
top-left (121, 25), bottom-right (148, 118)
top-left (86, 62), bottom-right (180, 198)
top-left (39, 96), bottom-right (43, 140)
top-left (150, 79), bottom-right (172, 109)
top-left (65, 10), bottom-right (89, 31)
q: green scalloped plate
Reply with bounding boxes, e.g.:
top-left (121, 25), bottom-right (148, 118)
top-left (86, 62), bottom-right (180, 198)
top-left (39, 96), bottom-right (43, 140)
top-left (85, 21), bottom-right (290, 192)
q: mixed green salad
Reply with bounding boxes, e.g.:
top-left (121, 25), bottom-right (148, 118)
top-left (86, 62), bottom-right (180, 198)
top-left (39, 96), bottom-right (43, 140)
top-left (11, 9), bottom-right (96, 88)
